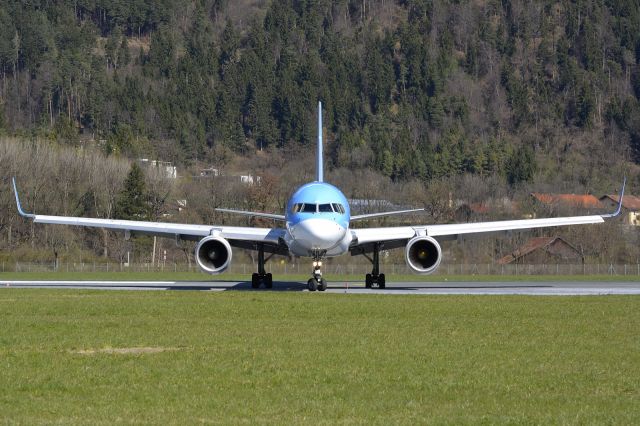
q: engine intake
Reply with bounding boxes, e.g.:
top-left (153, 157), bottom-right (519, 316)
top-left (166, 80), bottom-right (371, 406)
top-left (405, 236), bottom-right (442, 274)
top-left (195, 236), bottom-right (232, 274)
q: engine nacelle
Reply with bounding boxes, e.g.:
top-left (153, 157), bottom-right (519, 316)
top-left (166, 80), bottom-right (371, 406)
top-left (195, 236), bottom-right (232, 274)
top-left (405, 236), bottom-right (442, 274)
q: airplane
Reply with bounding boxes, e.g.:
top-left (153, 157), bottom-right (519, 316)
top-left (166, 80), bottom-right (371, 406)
top-left (12, 101), bottom-right (625, 291)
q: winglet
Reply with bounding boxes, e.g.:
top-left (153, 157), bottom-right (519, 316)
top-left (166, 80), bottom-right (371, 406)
top-left (602, 177), bottom-right (626, 219)
top-left (12, 177), bottom-right (35, 218)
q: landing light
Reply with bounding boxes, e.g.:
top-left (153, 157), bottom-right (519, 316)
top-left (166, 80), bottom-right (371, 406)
top-left (313, 261), bottom-right (323, 267)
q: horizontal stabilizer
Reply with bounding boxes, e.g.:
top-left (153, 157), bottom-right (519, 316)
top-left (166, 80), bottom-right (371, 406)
top-left (350, 208), bottom-right (424, 221)
top-left (215, 208), bottom-right (286, 221)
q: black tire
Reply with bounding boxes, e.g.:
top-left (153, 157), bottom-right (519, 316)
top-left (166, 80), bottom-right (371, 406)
top-left (365, 273), bottom-right (372, 288)
top-left (378, 273), bottom-right (386, 289)
top-left (307, 278), bottom-right (318, 291)
top-left (319, 278), bottom-right (327, 291)
top-left (251, 273), bottom-right (260, 289)
top-left (265, 273), bottom-right (273, 289)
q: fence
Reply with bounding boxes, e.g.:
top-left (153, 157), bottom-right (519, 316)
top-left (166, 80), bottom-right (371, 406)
top-left (3, 262), bottom-right (640, 276)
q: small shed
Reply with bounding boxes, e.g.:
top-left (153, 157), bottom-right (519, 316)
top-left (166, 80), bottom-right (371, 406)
top-left (497, 237), bottom-right (583, 264)
top-left (454, 202), bottom-right (489, 222)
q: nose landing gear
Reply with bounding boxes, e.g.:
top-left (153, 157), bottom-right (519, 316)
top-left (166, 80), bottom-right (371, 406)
top-left (307, 258), bottom-right (327, 291)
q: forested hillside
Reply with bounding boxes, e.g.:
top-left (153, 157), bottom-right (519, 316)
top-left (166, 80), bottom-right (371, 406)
top-left (1, 0), bottom-right (639, 187)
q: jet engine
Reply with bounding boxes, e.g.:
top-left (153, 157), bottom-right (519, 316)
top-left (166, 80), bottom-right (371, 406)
top-left (195, 236), bottom-right (232, 274)
top-left (405, 236), bottom-right (442, 274)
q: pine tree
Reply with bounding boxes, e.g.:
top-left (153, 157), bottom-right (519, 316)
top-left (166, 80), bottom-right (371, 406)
top-left (506, 145), bottom-right (537, 186)
top-left (114, 163), bottom-right (148, 220)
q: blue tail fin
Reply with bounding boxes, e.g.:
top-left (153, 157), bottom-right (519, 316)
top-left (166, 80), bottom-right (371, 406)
top-left (316, 101), bottom-right (323, 182)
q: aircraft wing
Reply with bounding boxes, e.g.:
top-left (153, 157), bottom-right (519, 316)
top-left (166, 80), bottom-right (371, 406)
top-left (351, 179), bottom-right (625, 249)
top-left (28, 215), bottom-right (284, 243)
top-left (351, 215), bottom-right (606, 247)
top-left (12, 178), bottom-right (285, 244)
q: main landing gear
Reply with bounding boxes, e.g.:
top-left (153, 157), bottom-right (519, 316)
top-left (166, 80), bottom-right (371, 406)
top-left (364, 243), bottom-right (386, 289)
top-left (251, 244), bottom-right (273, 289)
top-left (307, 257), bottom-right (327, 292)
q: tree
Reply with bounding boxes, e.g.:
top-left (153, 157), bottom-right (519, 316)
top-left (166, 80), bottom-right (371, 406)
top-left (364, 35), bottom-right (394, 114)
top-left (105, 26), bottom-right (122, 69)
top-left (576, 83), bottom-right (595, 128)
top-left (114, 163), bottom-right (148, 220)
top-left (505, 145), bottom-right (536, 186)
top-left (148, 24), bottom-right (175, 76)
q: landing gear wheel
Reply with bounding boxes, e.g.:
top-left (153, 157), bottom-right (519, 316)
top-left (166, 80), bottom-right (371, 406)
top-left (364, 243), bottom-right (387, 290)
top-left (307, 278), bottom-right (318, 292)
top-left (252, 244), bottom-right (275, 290)
top-left (265, 273), bottom-right (273, 289)
top-left (318, 278), bottom-right (327, 291)
top-left (365, 273), bottom-right (373, 288)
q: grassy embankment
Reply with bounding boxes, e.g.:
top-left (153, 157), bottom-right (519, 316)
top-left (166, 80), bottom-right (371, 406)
top-left (1, 290), bottom-right (639, 423)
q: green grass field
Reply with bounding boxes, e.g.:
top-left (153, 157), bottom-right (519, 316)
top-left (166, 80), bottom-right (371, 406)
top-left (1, 290), bottom-right (639, 424)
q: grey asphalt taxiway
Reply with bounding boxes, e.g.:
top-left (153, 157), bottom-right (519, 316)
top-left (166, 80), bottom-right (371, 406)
top-left (3, 279), bottom-right (640, 295)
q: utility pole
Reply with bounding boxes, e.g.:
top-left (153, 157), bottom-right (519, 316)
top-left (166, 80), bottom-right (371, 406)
top-left (152, 236), bottom-right (157, 266)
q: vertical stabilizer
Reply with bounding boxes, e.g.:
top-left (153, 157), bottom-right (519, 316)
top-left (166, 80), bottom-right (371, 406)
top-left (317, 101), bottom-right (323, 182)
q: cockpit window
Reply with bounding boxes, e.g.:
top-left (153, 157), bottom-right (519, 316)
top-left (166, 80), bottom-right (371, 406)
top-left (332, 203), bottom-right (346, 214)
top-left (301, 203), bottom-right (317, 213)
top-left (292, 203), bottom-right (345, 214)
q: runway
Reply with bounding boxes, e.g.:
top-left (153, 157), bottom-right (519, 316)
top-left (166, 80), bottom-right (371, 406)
top-left (3, 279), bottom-right (640, 295)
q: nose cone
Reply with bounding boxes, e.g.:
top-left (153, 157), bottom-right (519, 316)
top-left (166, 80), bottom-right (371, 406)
top-left (291, 218), bottom-right (346, 250)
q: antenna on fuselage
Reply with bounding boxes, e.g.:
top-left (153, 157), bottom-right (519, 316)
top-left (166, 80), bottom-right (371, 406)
top-left (317, 100), bottom-right (323, 182)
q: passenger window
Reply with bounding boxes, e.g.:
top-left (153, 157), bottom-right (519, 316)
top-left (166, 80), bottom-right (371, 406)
top-left (318, 204), bottom-right (333, 213)
top-left (301, 204), bottom-right (317, 213)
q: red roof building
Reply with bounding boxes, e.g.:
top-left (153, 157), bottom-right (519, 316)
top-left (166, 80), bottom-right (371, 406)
top-left (531, 193), bottom-right (603, 210)
top-left (497, 237), bottom-right (583, 264)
